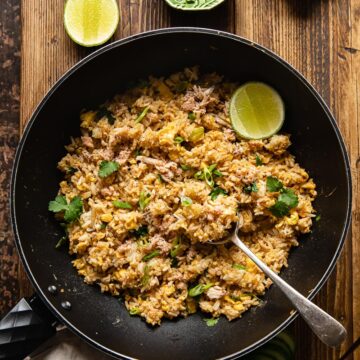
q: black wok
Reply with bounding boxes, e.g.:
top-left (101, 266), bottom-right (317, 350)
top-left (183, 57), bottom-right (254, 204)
top-left (1, 28), bottom-right (352, 360)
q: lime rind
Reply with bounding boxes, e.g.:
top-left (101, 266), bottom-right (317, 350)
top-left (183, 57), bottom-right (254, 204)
top-left (229, 82), bottom-right (285, 140)
top-left (64, 0), bottom-right (120, 47)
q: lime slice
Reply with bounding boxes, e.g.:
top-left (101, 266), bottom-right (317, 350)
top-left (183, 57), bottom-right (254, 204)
top-left (229, 82), bottom-right (285, 140)
top-left (64, 0), bottom-right (119, 47)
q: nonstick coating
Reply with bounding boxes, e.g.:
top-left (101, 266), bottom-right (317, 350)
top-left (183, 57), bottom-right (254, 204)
top-left (11, 28), bottom-right (351, 359)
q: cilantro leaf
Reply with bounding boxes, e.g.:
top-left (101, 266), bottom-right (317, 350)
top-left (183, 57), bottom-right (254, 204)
top-left (188, 283), bottom-right (213, 297)
top-left (135, 106), bottom-right (149, 124)
top-left (232, 264), bottom-right (247, 271)
top-left (48, 195), bottom-right (68, 212)
top-left (244, 182), bottom-right (258, 194)
top-left (113, 200), bottom-right (132, 209)
top-left (180, 196), bottom-right (192, 206)
top-left (278, 188), bottom-right (298, 208)
top-left (255, 154), bottom-right (263, 166)
top-left (142, 250), bottom-right (160, 262)
top-left (204, 318), bottom-right (219, 327)
top-left (209, 187), bottom-right (228, 201)
top-left (63, 196), bottom-right (83, 222)
top-left (139, 192), bottom-right (151, 210)
top-left (266, 176), bottom-right (283, 192)
top-left (96, 107), bottom-right (116, 125)
top-left (98, 161), bottom-right (119, 178)
top-left (269, 201), bottom-right (290, 217)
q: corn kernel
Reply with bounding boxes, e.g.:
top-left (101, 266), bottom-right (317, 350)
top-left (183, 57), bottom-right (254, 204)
top-left (100, 214), bottom-right (113, 223)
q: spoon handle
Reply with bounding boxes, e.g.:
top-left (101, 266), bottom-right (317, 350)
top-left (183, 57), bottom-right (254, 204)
top-left (231, 234), bottom-right (347, 347)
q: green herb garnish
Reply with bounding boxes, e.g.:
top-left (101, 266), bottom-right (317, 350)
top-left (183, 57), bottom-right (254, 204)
top-left (100, 222), bottom-right (107, 230)
top-left (98, 161), bottom-right (119, 178)
top-left (255, 154), bottom-right (263, 166)
top-left (269, 188), bottom-right (299, 218)
top-left (96, 107), bottom-right (116, 125)
top-left (204, 318), bottom-right (219, 327)
top-left (232, 264), bottom-right (247, 271)
top-left (143, 250), bottom-right (160, 262)
top-left (130, 225), bottom-right (148, 238)
top-left (113, 200), bottom-right (132, 209)
top-left (158, 174), bottom-right (164, 183)
top-left (188, 112), bottom-right (196, 121)
top-left (188, 283), bottom-right (213, 297)
top-left (141, 265), bottom-right (150, 286)
top-left (180, 164), bottom-right (191, 171)
top-left (244, 182), bottom-right (258, 194)
top-left (135, 106), bottom-right (149, 124)
top-left (134, 148), bottom-right (142, 157)
top-left (48, 195), bottom-right (83, 223)
top-left (66, 167), bottom-right (77, 175)
top-left (174, 136), bottom-right (185, 144)
top-left (170, 236), bottom-right (182, 258)
top-left (180, 196), bottom-right (192, 206)
top-left (139, 192), bottom-right (151, 210)
top-left (195, 164), bottom-right (222, 188)
top-left (209, 187), bottom-right (228, 201)
top-left (266, 176), bottom-right (283, 192)
top-left (129, 308), bottom-right (141, 316)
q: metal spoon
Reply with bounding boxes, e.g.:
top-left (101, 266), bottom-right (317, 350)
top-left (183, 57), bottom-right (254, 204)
top-left (211, 220), bottom-right (347, 347)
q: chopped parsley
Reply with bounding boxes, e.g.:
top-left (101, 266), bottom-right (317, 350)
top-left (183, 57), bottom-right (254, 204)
top-left (266, 176), bottom-right (283, 192)
top-left (255, 154), bottom-right (263, 166)
top-left (174, 136), bottom-right (185, 144)
top-left (244, 182), bottom-right (258, 194)
top-left (96, 107), bottom-right (116, 125)
top-left (48, 195), bottom-right (83, 223)
top-left (180, 196), bottom-right (192, 206)
top-left (232, 264), bottom-right (247, 271)
top-left (139, 192), bottom-right (151, 210)
top-left (269, 188), bottom-right (299, 218)
top-left (98, 161), bottom-right (119, 178)
top-left (142, 250), bottom-right (160, 262)
top-left (130, 225), bottom-right (148, 238)
top-left (188, 283), bottom-right (213, 297)
top-left (209, 187), bottom-right (228, 201)
top-left (113, 200), bottom-right (132, 209)
top-left (188, 111), bottom-right (196, 121)
top-left (204, 318), bottom-right (219, 327)
top-left (135, 106), bottom-right (149, 123)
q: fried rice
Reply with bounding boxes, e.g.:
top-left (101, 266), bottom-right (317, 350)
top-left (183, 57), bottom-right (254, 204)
top-left (54, 67), bottom-right (317, 325)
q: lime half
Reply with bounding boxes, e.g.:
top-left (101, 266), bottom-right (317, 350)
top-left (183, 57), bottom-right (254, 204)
top-left (229, 82), bottom-right (285, 140)
top-left (64, 0), bottom-right (119, 47)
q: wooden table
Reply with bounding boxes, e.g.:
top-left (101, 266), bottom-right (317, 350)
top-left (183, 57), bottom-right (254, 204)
top-left (0, 1), bottom-right (359, 359)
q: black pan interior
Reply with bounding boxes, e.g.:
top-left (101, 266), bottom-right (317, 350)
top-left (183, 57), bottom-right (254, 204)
top-left (12, 29), bottom-right (351, 359)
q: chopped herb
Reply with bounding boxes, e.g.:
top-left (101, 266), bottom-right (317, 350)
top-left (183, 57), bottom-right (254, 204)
top-left (204, 167), bottom-right (214, 187)
top-left (232, 264), bottom-right (247, 271)
top-left (66, 167), bottom-right (77, 175)
top-left (141, 265), bottom-right (150, 286)
top-left (174, 136), bottom-right (185, 144)
top-left (315, 214), bottom-right (321, 222)
top-left (174, 81), bottom-right (189, 93)
top-left (143, 250), bottom-right (160, 262)
top-left (55, 236), bottom-right (67, 249)
top-left (139, 192), bottom-right (151, 210)
top-left (209, 187), bottom-right (228, 201)
top-left (194, 170), bottom-right (204, 180)
top-left (134, 148), bottom-right (142, 157)
top-left (213, 169), bottom-right (223, 177)
top-left (129, 308), bottom-right (141, 316)
top-left (170, 237), bottom-right (182, 258)
top-left (188, 112), bottom-right (196, 121)
top-left (130, 225), bottom-right (148, 238)
top-left (204, 318), bottom-right (219, 327)
top-left (269, 188), bottom-right (299, 218)
top-left (180, 164), bottom-right (191, 171)
top-left (98, 161), bottom-right (119, 178)
top-left (113, 200), bottom-right (132, 209)
top-left (96, 107), bottom-right (116, 125)
top-left (135, 106), bottom-right (149, 123)
top-left (188, 283), bottom-right (213, 297)
top-left (48, 195), bottom-right (83, 223)
top-left (244, 182), bottom-right (258, 194)
top-left (158, 174), bottom-right (164, 183)
top-left (194, 164), bottom-right (222, 188)
top-left (255, 154), bottom-right (263, 166)
top-left (189, 127), bottom-right (204, 142)
top-left (266, 176), bottom-right (283, 192)
top-left (171, 257), bottom-right (179, 268)
top-left (100, 222), bottom-right (107, 230)
top-left (180, 196), bottom-right (193, 206)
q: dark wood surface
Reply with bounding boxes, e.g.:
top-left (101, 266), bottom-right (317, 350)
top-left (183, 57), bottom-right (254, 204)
top-left (0, 1), bottom-right (359, 359)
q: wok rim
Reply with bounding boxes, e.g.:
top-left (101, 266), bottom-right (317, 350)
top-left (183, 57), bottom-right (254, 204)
top-left (10, 27), bottom-right (352, 359)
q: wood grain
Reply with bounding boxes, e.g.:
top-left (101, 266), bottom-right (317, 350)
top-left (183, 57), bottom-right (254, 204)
top-left (14, 0), bottom-right (360, 359)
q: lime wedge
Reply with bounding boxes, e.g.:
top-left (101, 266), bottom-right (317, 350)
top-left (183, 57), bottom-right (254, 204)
top-left (229, 82), bottom-right (285, 140)
top-left (64, 0), bottom-right (119, 47)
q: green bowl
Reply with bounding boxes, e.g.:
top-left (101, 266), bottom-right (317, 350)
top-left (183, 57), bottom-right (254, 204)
top-left (164, 0), bottom-right (225, 11)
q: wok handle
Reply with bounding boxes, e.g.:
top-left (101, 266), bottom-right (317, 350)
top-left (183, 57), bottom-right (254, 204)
top-left (0, 294), bottom-right (58, 359)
